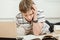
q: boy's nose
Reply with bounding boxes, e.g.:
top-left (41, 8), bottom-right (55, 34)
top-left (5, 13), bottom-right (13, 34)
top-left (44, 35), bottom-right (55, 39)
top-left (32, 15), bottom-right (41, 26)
top-left (28, 16), bottom-right (31, 19)
top-left (27, 16), bottom-right (31, 21)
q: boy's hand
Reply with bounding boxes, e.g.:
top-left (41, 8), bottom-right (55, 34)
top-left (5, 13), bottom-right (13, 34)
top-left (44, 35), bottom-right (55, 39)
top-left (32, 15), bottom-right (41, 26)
top-left (32, 4), bottom-right (37, 21)
top-left (32, 4), bottom-right (41, 36)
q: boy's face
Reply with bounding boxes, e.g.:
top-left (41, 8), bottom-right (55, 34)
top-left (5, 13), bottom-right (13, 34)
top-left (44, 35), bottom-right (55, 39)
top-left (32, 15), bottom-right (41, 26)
top-left (22, 9), bottom-right (34, 21)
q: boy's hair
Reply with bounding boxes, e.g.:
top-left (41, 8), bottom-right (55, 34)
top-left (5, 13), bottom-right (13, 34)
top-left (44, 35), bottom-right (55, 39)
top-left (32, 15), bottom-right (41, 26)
top-left (19, 0), bottom-right (34, 13)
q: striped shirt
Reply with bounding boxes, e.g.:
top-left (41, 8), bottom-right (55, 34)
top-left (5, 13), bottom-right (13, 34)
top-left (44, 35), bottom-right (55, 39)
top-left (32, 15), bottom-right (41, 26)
top-left (16, 11), bottom-right (50, 34)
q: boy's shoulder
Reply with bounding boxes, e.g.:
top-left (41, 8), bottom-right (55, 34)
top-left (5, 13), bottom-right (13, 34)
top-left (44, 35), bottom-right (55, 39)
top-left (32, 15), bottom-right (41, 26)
top-left (16, 13), bottom-right (23, 19)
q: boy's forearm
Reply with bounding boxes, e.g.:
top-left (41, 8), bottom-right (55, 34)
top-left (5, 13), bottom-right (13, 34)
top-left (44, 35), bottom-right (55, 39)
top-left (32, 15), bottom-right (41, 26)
top-left (32, 22), bottom-right (43, 36)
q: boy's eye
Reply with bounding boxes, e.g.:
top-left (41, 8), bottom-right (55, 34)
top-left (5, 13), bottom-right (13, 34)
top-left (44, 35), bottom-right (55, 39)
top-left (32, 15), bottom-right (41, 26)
top-left (24, 15), bottom-right (27, 17)
top-left (30, 14), bottom-right (32, 15)
top-left (30, 13), bottom-right (34, 15)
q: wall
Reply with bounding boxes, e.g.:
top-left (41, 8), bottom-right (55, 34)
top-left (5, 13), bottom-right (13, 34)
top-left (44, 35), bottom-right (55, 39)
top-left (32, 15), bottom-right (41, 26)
top-left (0, 0), bottom-right (60, 18)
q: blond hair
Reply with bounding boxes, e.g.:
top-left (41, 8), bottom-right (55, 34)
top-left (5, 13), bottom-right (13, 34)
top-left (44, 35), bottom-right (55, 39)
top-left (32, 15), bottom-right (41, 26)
top-left (19, 0), bottom-right (34, 13)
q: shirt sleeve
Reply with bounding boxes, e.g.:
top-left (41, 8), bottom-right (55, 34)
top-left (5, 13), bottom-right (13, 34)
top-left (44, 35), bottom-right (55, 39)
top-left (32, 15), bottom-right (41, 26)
top-left (16, 13), bottom-right (23, 27)
top-left (37, 11), bottom-right (45, 23)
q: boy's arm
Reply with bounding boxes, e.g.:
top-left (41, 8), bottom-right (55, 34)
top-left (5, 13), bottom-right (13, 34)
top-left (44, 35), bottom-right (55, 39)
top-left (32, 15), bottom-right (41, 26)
top-left (16, 13), bottom-right (21, 27)
top-left (33, 22), bottom-right (44, 36)
top-left (32, 4), bottom-right (45, 36)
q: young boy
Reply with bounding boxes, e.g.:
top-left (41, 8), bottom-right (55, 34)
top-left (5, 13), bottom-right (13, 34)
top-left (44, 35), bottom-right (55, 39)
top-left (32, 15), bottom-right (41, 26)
top-left (16, 0), bottom-right (53, 36)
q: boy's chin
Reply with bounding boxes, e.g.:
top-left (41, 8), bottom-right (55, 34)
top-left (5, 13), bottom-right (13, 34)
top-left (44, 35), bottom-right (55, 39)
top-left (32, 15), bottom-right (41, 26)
top-left (28, 20), bottom-right (31, 22)
top-left (27, 19), bottom-right (32, 22)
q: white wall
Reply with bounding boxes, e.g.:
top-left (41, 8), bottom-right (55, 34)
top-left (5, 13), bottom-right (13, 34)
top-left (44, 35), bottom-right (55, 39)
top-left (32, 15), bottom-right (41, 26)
top-left (0, 0), bottom-right (60, 18)
top-left (33, 0), bottom-right (60, 18)
top-left (0, 0), bottom-right (20, 18)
